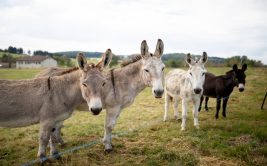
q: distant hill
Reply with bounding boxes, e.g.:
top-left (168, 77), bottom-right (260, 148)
top-left (162, 53), bottom-right (225, 65)
top-left (55, 51), bottom-right (226, 64)
top-left (55, 51), bottom-right (103, 58)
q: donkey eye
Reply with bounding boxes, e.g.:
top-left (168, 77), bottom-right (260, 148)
top-left (202, 73), bottom-right (205, 76)
top-left (144, 69), bottom-right (149, 73)
top-left (102, 82), bottom-right (106, 86)
top-left (82, 83), bottom-right (87, 87)
top-left (190, 72), bottom-right (192, 76)
top-left (162, 67), bottom-right (165, 71)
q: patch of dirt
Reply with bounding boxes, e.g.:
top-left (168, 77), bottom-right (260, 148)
top-left (199, 156), bottom-right (243, 166)
top-left (228, 135), bottom-right (252, 146)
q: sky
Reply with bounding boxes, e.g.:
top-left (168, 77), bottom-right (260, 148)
top-left (0, 0), bottom-right (267, 64)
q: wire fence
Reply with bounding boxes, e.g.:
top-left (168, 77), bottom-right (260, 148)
top-left (22, 118), bottom-right (162, 166)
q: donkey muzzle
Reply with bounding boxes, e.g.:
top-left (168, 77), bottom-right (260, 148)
top-left (238, 84), bottom-right (245, 92)
top-left (154, 89), bottom-right (164, 98)
top-left (90, 107), bottom-right (102, 115)
top-left (194, 88), bottom-right (202, 94)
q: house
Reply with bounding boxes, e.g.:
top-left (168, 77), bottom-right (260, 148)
top-left (16, 56), bottom-right (58, 68)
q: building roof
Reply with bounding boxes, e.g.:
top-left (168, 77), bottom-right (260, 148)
top-left (16, 55), bottom-right (52, 62)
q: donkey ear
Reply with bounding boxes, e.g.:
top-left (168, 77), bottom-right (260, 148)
top-left (242, 63), bottom-right (247, 71)
top-left (77, 52), bottom-right (87, 70)
top-left (141, 40), bottom-right (149, 58)
top-left (233, 64), bottom-right (238, 71)
top-left (201, 52), bottom-right (208, 64)
top-left (154, 39), bottom-right (164, 58)
top-left (96, 48), bottom-right (113, 69)
top-left (185, 53), bottom-right (194, 66)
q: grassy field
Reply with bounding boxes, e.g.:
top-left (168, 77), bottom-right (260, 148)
top-left (0, 67), bottom-right (267, 166)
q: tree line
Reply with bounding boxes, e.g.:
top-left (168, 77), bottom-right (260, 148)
top-left (162, 53), bottom-right (265, 68)
top-left (0, 46), bottom-right (265, 68)
top-left (0, 46), bottom-right (24, 54)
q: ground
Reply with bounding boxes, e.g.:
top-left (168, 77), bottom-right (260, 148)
top-left (0, 67), bottom-right (266, 166)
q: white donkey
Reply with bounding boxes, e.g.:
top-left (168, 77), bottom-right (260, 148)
top-left (37, 39), bottom-right (165, 152)
top-left (0, 51), bottom-right (112, 160)
top-left (164, 52), bottom-right (208, 130)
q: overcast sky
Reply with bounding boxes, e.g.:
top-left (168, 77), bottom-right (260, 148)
top-left (0, 0), bottom-right (267, 64)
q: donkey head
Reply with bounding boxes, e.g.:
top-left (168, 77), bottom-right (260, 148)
top-left (141, 39), bottom-right (165, 98)
top-left (77, 49), bottom-right (113, 115)
top-left (232, 64), bottom-right (247, 92)
top-left (186, 52), bottom-right (208, 95)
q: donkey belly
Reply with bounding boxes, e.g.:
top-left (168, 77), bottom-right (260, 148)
top-left (0, 108), bottom-right (39, 128)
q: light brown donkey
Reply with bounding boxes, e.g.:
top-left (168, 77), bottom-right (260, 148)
top-left (37, 39), bottom-right (165, 152)
top-left (0, 51), bottom-right (112, 160)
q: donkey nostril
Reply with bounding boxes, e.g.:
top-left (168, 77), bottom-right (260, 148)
top-left (239, 88), bottom-right (244, 92)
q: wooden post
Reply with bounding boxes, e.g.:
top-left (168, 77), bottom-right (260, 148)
top-left (261, 92), bottom-right (267, 110)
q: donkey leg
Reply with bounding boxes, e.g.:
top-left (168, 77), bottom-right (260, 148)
top-left (53, 121), bottom-right (65, 146)
top-left (205, 97), bottom-right (209, 111)
top-left (193, 98), bottom-right (200, 129)
top-left (37, 121), bottom-right (55, 160)
top-left (164, 93), bottom-right (171, 121)
top-left (103, 107), bottom-right (120, 152)
top-left (198, 95), bottom-right (204, 112)
top-left (181, 99), bottom-right (188, 131)
top-left (222, 98), bottom-right (229, 118)
top-left (49, 135), bottom-right (60, 159)
top-left (215, 97), bottom-right (221, 119)
top-left (173, 97), bottom-right (179, 120)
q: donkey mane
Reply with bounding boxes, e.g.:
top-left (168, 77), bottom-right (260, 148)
top-left (58, 67), bottom-right (79, 75)
top-left (45, 62), bottom-right (98, 77)
top-left (120, 54), bottom-right (142, 67)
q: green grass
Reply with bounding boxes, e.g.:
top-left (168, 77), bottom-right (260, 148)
top-left (0, 67), bottom-right (267, 165)
top-left (0, 68), bottom-right (42, 80)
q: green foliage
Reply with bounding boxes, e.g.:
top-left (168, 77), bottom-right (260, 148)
top-left (109, 55), bottom-right (122, 67)
top-left (225, 55), bottom-right (264, 67)
top-left (52, 54), bottom-right (75, 67)
top-left (33, 50), bottom-right (52, 56)
top-left (7, 46), bottom-right (23, 54)
top-left (164, 59), bottom-right (183, 67)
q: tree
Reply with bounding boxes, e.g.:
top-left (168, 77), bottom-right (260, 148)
top-left (27, 50), bottom-right (31, 55)
top-left (17, 48), bottom-right (23, 54)
top-left (2, 53), bottom-right (14, 68)
top-left (33, 50), bottom-right (52, 56)
top-left (8, 46), bottom-right (17, 54)
top-left (110, 55), bottom-right (120, 67)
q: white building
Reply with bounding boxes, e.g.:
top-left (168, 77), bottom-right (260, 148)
top-left (16, 56), bottom-right (58, 68)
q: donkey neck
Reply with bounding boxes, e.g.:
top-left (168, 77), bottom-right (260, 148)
top-left (106, 60), bottom-right (146, 105)
top-left (50, 70), bottom-right (84, 109)
top-left (224, 71), bottom-right (237, 88)
top-left (117, 60), bottom-right (146, 92)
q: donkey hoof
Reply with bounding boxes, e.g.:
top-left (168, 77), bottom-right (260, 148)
top-left (104, 144), bottom-right (113, 153)
top-left (215, 115), bottom-right (219, 119)
top-left (174, 115), bottom-right (179, 120)
top-left (222, 114), bottom-right (226, 118)
top-left (181, 127), bottom-right (185, 131)
top-left (104, 148), bottom-right (113, 153)
top-left (195, 125), bottom-right (200, 129)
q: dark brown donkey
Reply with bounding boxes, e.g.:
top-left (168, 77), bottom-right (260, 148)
top-left (198, 64), bottom-right (247, 119)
